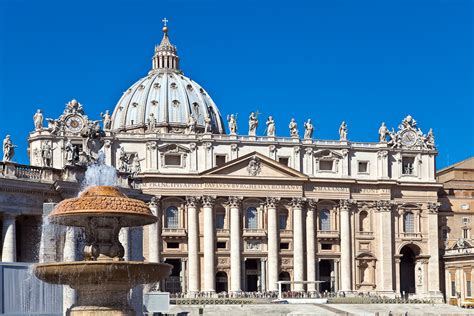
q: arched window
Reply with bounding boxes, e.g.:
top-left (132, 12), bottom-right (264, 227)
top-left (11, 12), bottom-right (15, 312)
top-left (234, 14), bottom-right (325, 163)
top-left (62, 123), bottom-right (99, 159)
top-left (403, 212), bottom-right (415, 233)
top-left (246, 207), bottom-right (258, 229)
top-left (319, 209), bottom-right (331, 231)
top-left (279, 211), bottom-right (288, 230)
top-left (166, 206), bottom-right (179, 228)
top-left (359, 211), bottom-right (369, 232)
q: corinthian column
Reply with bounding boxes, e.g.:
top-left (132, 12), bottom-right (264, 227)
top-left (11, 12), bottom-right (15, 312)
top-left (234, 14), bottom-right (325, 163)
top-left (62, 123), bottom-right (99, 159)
top-left (228, 196), bottom-right (242, 292)
top-left (2, 214), bottom-right (17, 262)
top-left (292, 198), bottom-right (306, 291)
top-left (148, 196), bottom-right (162, 264)
top-left (306, 199), bottom-right (317, 292)
top-left (376, 200), bottom-right (394, 293)
top-left (427, 202), bottom-right (441, 295)
top-left (202, 196), bottom-right (216, 293)
top-left (186, 196), bottom-right (200, 294)
top-left (339, 200), bottom-right (352, 292)
top-left (266, 197), bottom-right (280, 291)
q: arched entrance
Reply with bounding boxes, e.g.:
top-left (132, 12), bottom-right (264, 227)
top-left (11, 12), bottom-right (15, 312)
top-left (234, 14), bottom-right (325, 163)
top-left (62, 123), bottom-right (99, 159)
top-left (279, 271), bottom-right (291, 292)
top-left (216, 271), bottom-right (228, 293)
top-left (163, 259), bottom-right (182, 293)
top-left (399, 244), bottom-right (420, 294)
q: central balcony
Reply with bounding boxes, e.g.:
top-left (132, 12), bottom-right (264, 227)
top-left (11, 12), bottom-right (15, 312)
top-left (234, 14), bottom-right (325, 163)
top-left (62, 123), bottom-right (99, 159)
top-left (316, 230), bottom-right (340, 240)
top-left (243, 228), bottom-right (267, 237)
top-left (162, 228), bottom-right (187, 237)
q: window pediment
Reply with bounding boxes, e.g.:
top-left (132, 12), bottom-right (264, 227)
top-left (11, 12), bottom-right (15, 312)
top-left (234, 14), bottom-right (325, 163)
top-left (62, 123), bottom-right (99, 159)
top-left (313, 149), bottom-right (343, 159)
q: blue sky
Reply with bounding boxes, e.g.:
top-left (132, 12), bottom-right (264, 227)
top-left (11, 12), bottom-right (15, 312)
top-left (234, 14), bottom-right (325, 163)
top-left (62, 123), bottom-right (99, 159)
top-left (0, 0), bottom-right (472, 169)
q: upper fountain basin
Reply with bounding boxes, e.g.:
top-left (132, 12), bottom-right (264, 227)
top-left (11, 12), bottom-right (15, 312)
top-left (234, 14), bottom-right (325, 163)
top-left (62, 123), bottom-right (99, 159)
top-left (49, 186), bottom-right (156, 227)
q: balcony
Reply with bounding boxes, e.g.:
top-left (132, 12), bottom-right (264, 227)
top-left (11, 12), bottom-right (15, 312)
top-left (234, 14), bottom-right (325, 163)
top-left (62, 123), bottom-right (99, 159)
top-left (316, 230), bottom-right (340, 239)
top-left (162, 228), bottom-right (187, 237)
top-left (243, 228), bottom-right (266, 237)
top-left (280, 229), bottom-right (293, 237)
top-left (216, 228), bottom-right (229, 236)
top-left (356, 231), bottom-right (374, 239)
top-left (399, 232), bottom-right (422, 240)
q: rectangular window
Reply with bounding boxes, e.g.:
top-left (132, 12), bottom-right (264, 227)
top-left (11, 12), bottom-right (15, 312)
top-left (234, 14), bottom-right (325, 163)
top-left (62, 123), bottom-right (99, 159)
top-left (216, 242), bottom-right (226, 249)
top-left (215, 213), bottom-right (225, 229)
top-left (358, 161), bottom-right (368, 173)
top-left (279, 214), bottom-right (288, 230)
top-left (164, 154), bottom-right (181, 166)
top-left (167, 242), bottom-right (180, 249)
top-left (452, 281), bottom-right (456, 297)
top-left (463, 217), bottom-right (470, 225)
top-left (319, 160), bottom-right (334, 171)
top-left (280, 242), bottom-right (290, 250)
top-left (278, 157), bottom-right (289, 166)
top-left (215, 155), bottom-right (226, 167)
top-left (321, 243), bottom-right (332, 250)
top-left (464, 228), bottom-right (469, 239)
top-left (402, 157), bottom-right (415, 175)
top-left (467, 281), bottom-right (472, 297)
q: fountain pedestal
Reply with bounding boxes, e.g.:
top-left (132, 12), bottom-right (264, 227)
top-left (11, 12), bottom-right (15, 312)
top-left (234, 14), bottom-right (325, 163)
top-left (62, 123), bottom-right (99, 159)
top-left (34, 186), bottom-right (172, 316)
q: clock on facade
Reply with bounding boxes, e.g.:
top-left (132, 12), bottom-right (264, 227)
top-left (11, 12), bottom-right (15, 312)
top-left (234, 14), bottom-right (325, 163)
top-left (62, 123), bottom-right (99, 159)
top-left (65, 115), bottom-right (85, 133)
top-left (400, 130), bottom-right (418, 147)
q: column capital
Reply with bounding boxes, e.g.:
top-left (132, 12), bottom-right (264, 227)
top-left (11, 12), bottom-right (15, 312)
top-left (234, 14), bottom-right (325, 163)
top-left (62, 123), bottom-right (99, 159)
top-left (265, 197), bottom-right (280, 208)
top-left (376, 200), bottom-right (395, 212)
top-left (202, 195), bottom-right (216, 208)
top-left (339, 199), bottom-right (354, 211)
top-left (186, 196), bottom-right (200, 207)
top-left (148, 195), bottom-right (162, 207)
top-left (227, 196), bottom-right (242, 208)
top-left (291, 197), bottom-right (306, 209)
top-left (307, 198), bottom-right (319, 210)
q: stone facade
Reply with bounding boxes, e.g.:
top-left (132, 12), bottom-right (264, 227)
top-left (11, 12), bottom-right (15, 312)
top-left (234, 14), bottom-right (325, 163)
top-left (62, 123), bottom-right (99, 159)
top-left (438, 157), bottom-right (474, 306)
top-left (0, 24), bottom-right (446, 301)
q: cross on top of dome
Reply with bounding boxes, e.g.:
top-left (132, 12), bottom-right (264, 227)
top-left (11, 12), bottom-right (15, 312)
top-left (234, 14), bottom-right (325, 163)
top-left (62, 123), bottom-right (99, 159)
top-left (152, 18), bottom-right (179, 72)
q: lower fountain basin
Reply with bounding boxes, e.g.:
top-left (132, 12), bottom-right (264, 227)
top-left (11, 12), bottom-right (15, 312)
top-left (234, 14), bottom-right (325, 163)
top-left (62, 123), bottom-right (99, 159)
top-left (34, 261), bottom-right (172, 286)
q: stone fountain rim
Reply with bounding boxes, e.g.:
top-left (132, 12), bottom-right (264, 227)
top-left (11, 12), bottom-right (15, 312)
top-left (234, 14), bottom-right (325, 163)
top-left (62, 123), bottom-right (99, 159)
top-left (49, 211), bottom-right (157, 227)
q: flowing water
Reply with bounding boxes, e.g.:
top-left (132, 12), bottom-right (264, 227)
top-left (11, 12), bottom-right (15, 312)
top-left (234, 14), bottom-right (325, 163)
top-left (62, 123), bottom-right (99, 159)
top-left (81, 150), bottom-right (117, 190)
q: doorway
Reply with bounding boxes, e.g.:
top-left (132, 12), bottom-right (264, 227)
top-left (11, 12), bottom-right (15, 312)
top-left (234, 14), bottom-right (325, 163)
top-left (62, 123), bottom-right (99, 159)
top-left (164, 258), bottom-right (182, 293)
top-left (400, 245), bottom-right (419, 294)
top-left (278, 271), bottom-right (291, 292)
top-left (319, 259), bottom-right (333, 292)
top-left (245, 259), bottom-right (259, 291)
top-left (216, 271), bottom-right (228, 293)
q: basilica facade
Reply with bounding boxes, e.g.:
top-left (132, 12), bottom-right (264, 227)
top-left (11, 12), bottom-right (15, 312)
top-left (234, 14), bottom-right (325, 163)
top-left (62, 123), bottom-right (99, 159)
top-left (1, 24), bottom-right (444, 300)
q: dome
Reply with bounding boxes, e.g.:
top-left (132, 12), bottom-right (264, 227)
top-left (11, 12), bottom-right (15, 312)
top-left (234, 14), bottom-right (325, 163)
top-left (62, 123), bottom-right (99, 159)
top-left (111, 26), bottom-right (225, 134)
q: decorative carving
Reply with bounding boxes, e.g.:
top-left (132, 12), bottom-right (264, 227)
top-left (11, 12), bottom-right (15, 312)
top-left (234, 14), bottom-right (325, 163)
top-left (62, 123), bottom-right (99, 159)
top-left (64, 139), bottom-right (79, 165)
top-left (186, 196), bottom-right (200, 207)
top-left (376, 200), bottom-right (393, 212)
top-left (104, 140), bottom-right (112, 148)
top-left (268, 145), bottom-right (276, 153)
top-left (339, 199), bottom-right (353, 211)
top-left (2, 135), bottom-right (16, 162)
top-left (289, 118), bottom-right (298, 137)
top-left (293, 146), bottom-right (300, 154)
top-left (427, 202), bottom-right (440, 214)
top-left (265, 197), bottom-right (280, 208)
top-left (227, 196), bottom-right (242, 208)
top-left (227, 114), bottom-right (237, 134)
top-left (204, 142), bottom-right (213, 151)
top-left (377, 150), bottom-right (388, 159)
top-left (291, 197), bottom-right (306, 209)
top-left (189, 143), bottom-right (197, 152)
top-left (308, 198), bottom-right (319, 210)
top-left (149, 196), bottom-right (161, 207)
top-left (146, 141), bottom-right (157, 150)
top-left (387, 115), bottom-right (435, 149)
top-left (247, 156), bottom-right (261, 176)
top-left (131, 155), bottom-right (144, 176)
top-left (341, 149), bottom-right (349, 157)
top-left (304, 119), bottom-right (314, 139)
top-left (230, 143), bottom-right (238, 152)
top-left (101, 110), bottom-right (111, 131)
top-left (41, 141), bottom-right (54, 167)
top-left (33, 109), bottom-right (44, 131)
top-left (202, 196), bottom-right (216, 207)
top-left (246, 241), bottom-right (261, 250)
top-left (265, 116), bottom-right (275, 137)
top-left (339, 121), bottom-right (348, 141)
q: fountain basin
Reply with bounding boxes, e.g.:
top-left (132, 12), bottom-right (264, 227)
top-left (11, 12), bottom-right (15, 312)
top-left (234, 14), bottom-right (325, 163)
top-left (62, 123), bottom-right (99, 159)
top-left (34, 261), bottom-right (172, 286)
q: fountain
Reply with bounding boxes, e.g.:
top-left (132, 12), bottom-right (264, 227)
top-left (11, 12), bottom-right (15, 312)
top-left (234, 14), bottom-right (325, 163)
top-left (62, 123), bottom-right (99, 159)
top-left (34, 185), bottom-right (172, 315)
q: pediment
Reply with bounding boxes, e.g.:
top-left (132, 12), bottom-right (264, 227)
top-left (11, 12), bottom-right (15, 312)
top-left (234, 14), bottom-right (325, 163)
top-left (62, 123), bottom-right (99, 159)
top-left (202, 152), bottom-right (307, 179)
top-left (313, 149), bottom-right (343, 159)
top-left (157, 143), bottom-right (190, 153)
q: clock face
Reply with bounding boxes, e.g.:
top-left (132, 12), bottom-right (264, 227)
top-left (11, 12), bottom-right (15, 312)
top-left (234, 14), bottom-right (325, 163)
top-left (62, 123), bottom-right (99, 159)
top-left (401, 130), bottom-right (417, 147)
top-left (65, 115), bottom-right (84, 133)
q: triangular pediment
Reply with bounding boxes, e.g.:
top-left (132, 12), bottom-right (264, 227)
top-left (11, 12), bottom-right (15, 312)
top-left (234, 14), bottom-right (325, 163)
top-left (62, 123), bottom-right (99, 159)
top-left (202, 152), bottom-right (308, 179)
top-left (157, 143), bottom-right (190, 153)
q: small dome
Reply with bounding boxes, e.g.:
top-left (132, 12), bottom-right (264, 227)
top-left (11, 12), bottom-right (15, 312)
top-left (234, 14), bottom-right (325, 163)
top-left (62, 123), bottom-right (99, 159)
top-left (110, 26), bottom-right (225, 134)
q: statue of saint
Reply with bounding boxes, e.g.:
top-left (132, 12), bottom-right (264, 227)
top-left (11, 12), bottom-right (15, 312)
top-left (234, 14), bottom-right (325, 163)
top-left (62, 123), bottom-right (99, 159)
top-left (64, 139), bottom-right (76, 165)
top-left (41, 141), bottom-right (54, 167)
top-left (425, 128), bottom-right (435, 149)
top-left (204, 116), bottom-right (212, 133)
top-left (187, 115), bottom-right (197, 134)
top-left (2, 135), bottom-right (16, 162)
top-left (33, 109), bottom-right (44, 131)
top-left (101, 110), bottom-right (111, 131)
top-left (339, 121), bottom-right (348, 141)
top-left (47, 118), bottom-right (60, 135)
top-left (118, 147), bottom-right (130, 172)
top-left (147, 113), bottom-right (157, 132)
top-left (304, 119), bottom-right (314, 139)
top-left (266, 116), bottom-right (275, 137)
top-left (289, 118), bottom-right (298, 137)
top-left (227, 114), bottom-right (237, 134)
top-left (131, 155), bottom-right (144, 176)
top-left (378, 122), bottom-right (389, 142)
top-left (248, 112), bottom-right (258, 136)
